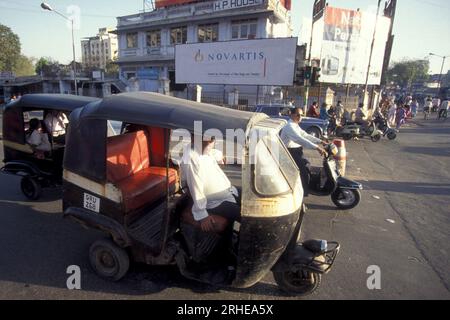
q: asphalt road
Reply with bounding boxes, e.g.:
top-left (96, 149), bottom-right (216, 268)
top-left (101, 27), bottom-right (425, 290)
top-left (0, 115), bottom-right (449, 300)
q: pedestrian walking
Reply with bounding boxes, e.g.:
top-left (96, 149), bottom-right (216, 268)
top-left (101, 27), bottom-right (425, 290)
top-left (396, 105), bottom-right (406, 131)
top-left (388, 103), bottom-right (397, 127)
top-left (411, 99), bottom-right (419, 118)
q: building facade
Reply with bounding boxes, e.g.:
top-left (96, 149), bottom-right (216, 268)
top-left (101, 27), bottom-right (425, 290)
top-left (115, 0), bottom-right (293, 105)
top-left (81, 28), bottom-right (119, 69)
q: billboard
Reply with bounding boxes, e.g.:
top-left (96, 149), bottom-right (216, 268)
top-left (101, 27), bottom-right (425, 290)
top-left (175, 38), bottom-right (297, 86)
top-left (155, 0), bottom-right (290, 10)
top-left (311, 6), bottom-right (391, 85)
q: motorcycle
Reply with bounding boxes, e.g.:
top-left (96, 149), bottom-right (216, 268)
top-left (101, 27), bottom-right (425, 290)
top-left (309, 143), bottom-right (363, 210)
top-left (371, 113), bottom-right (397, 140)
top-left (336, 120), bottom-right (383, 142)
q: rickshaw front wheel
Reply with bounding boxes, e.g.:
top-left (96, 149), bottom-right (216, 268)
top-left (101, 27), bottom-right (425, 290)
top-left (20, 177), bottom-right (42, 200)
top-left (273, 269), bottom-right (321, 296)
top-left (89, 238), bottom-right (130, 281)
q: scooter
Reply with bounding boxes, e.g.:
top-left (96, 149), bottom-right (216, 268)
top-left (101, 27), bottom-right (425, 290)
top-left (372, 113), bottom-right (397, 140)
top-left (336, 120), bottom-right (383, 142)
top-left (309, 143), bottom-right (363, 210)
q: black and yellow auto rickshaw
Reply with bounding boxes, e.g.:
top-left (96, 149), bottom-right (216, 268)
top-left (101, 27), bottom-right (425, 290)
top-left (62, 92), bottom-right (340, 296)
top-left (1, 94), bottom-right (98, 199)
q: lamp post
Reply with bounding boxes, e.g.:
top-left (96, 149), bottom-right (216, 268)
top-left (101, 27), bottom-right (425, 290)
top-left (41, 2), bottom-right (78, 95)
top-left (429, 53), bottom-right (449, 92)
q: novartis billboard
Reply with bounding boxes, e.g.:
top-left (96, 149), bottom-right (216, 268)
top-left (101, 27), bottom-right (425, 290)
top-left (175, 38), bottom-right (297, 86)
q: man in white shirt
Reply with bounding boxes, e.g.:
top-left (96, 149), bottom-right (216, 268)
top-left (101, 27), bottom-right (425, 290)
top-left (181, 135), bottom-right (240, 233)
top-left (280, 108), bottom-right (327, 196)
top-left (26, 118), bottom-right (51, 154)
top-left (44, 110), bottom-right (69, 143)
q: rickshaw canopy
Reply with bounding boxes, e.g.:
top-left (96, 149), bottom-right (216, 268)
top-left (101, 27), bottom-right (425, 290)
top-left (4, 94), bottom-right (99, 113)
top-left (77, 92), bottom-right (268, 133)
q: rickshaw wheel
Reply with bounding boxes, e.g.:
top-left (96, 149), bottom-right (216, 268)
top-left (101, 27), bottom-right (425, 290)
top-left (89, 238), bottom-right (129, 281)
top-left (273, 270), bottom-right (321, 296)
top-left (20, 177), bottom-right (42, 200)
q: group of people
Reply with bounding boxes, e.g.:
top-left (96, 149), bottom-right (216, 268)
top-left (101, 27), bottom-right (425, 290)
top-left (307, 100), bottom-right (351, 126)
top-left (423, 96), bottom-right (449, 119)
top-left (380, 96), bottom-right (417, 131)
top-left (26, 111), bottom-right (69, 158)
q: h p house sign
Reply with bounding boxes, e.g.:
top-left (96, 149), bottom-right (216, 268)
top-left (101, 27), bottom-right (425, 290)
top-left (213, 0), bottom-right (263, 11)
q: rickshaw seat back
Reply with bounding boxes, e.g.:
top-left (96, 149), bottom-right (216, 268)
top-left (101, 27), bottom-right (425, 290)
top-left (107, 130), bottom-right (150, 182)
top-left (106, 129), bottom-right (177, 213)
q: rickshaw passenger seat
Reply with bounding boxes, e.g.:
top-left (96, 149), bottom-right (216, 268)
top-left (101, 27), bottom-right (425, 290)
top-left (106, 130), bottom-right (178, 213)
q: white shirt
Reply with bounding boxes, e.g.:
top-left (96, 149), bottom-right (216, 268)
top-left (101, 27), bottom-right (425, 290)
top-left (27, 130), bottom-right (51, 152)
top-left (280, 119), bottom-right (322, 150)
top-left (439, 100), bottom-right (449, 111)
top-left (44, 112), bottom-right (69, 137)
top-left (181, 146), bottom-right (237, 221)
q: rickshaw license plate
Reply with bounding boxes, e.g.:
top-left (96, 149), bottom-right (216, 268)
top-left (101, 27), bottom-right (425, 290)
top-left (84, 193), bottom-right (100, 213)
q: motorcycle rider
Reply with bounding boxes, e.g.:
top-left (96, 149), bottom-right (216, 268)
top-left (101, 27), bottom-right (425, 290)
top-left (438, 98), bottom-right (449, 119)
top-left (280, 108), bottom-right (328, 196)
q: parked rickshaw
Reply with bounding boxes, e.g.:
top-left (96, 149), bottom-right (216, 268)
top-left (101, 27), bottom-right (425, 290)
top-left (62, 92), bottom-right (340, 296)
top-left (1, 94), bottom-right (98, 199)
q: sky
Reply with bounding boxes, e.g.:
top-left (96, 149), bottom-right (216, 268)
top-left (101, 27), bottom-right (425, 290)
top-left (0, 0), bottom-right (449, 74)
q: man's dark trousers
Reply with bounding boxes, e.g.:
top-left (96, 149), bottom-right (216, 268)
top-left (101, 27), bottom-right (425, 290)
top-left (288, 147), bottom-right (311, 196)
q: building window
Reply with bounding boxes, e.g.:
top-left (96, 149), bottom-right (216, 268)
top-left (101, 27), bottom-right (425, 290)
top-left (170, 26), bottom-right (187, 45)
top-left (231, 19), bottom-right (258, 40)
top-left (126, 33), bottom-right (138, 48)
top-left (198, 23), bottom-right (219, 43)
top-left (146, 30), bottom-right (161, 47)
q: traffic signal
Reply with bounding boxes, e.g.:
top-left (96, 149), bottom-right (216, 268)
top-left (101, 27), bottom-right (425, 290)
top-left (304, 66), bottom-right (312, 81)
top-left (311, 67), bottom-right (321, 86)
top-left (294, 66), bottom-right (305, 85)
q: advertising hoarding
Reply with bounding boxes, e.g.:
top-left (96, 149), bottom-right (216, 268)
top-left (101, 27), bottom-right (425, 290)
top-left (310, 6), bottom-right (391, 85)
top-left (175, 38), bottom-right (297, 86)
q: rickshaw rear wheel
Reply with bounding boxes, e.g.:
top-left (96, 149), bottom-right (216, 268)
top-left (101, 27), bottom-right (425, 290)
top-left (89, 238), bottom-right (129, 281)
top-left (273, 269), bottom-right (321, 296)
top-left (20, 177), bottom-right (42, 200)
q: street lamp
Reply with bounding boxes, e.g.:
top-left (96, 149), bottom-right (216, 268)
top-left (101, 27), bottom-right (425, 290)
top-left (41, 2), bottom-right (78, 95)
top-left (429, 53), bottom-right (449, 92)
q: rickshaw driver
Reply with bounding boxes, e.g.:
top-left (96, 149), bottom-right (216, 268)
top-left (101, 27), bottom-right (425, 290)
top-left (181, 135), bottom-right (240, 233)
top-left (281, 108), bottom-right (328, 196)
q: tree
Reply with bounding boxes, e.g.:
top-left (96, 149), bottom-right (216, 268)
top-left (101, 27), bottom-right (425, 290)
top-left (13, 55), bottom-right (36, 76)
top-left (386, 59), bottom-right (430, 89)
top-left (0, 24), bottom-right (21, 72)
top-left (35, 57), bottom-right (60, 76)
top-left (105, 59), bottom-right (119, 76)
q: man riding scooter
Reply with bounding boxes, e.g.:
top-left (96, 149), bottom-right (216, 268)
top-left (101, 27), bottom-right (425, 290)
top-left (280, 108), bottom-right (328, 196)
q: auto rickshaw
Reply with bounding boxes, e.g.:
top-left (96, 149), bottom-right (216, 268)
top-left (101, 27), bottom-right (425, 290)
top-left (1, 94), bottom-right (98, 199)
top-left (62, 92), bottom-right (340, 296)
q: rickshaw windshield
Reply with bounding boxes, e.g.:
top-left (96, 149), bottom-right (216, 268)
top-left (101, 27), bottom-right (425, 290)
top-left (253, 133), bottom-right (299, 197)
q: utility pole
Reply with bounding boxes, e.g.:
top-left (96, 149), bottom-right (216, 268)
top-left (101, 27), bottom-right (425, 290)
top-left (363, 0), bottom-right (382, 107)
top-left (305, 0), bottom-right (326, 112)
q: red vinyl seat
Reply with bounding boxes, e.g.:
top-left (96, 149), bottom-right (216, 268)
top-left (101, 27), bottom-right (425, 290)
top-left (106, 130), bottom-right (177, 213)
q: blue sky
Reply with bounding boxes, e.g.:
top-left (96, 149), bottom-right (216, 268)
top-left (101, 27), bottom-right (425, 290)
top-left (0, 0), bottom-right (449, 74)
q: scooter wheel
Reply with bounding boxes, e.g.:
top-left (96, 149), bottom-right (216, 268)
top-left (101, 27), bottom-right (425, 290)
top-left (273, 270), bottom-right (321, 296)
top-left (371, 134), bottom-right (381, 142)
top-left (89, 238), bottom-right (130, 281)
top-left (387, 131), bottom-right (397, 140)
top-left (20, 177), bottom-right (42, 200)
top-left (331, 188), bottom-right (361, 210)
